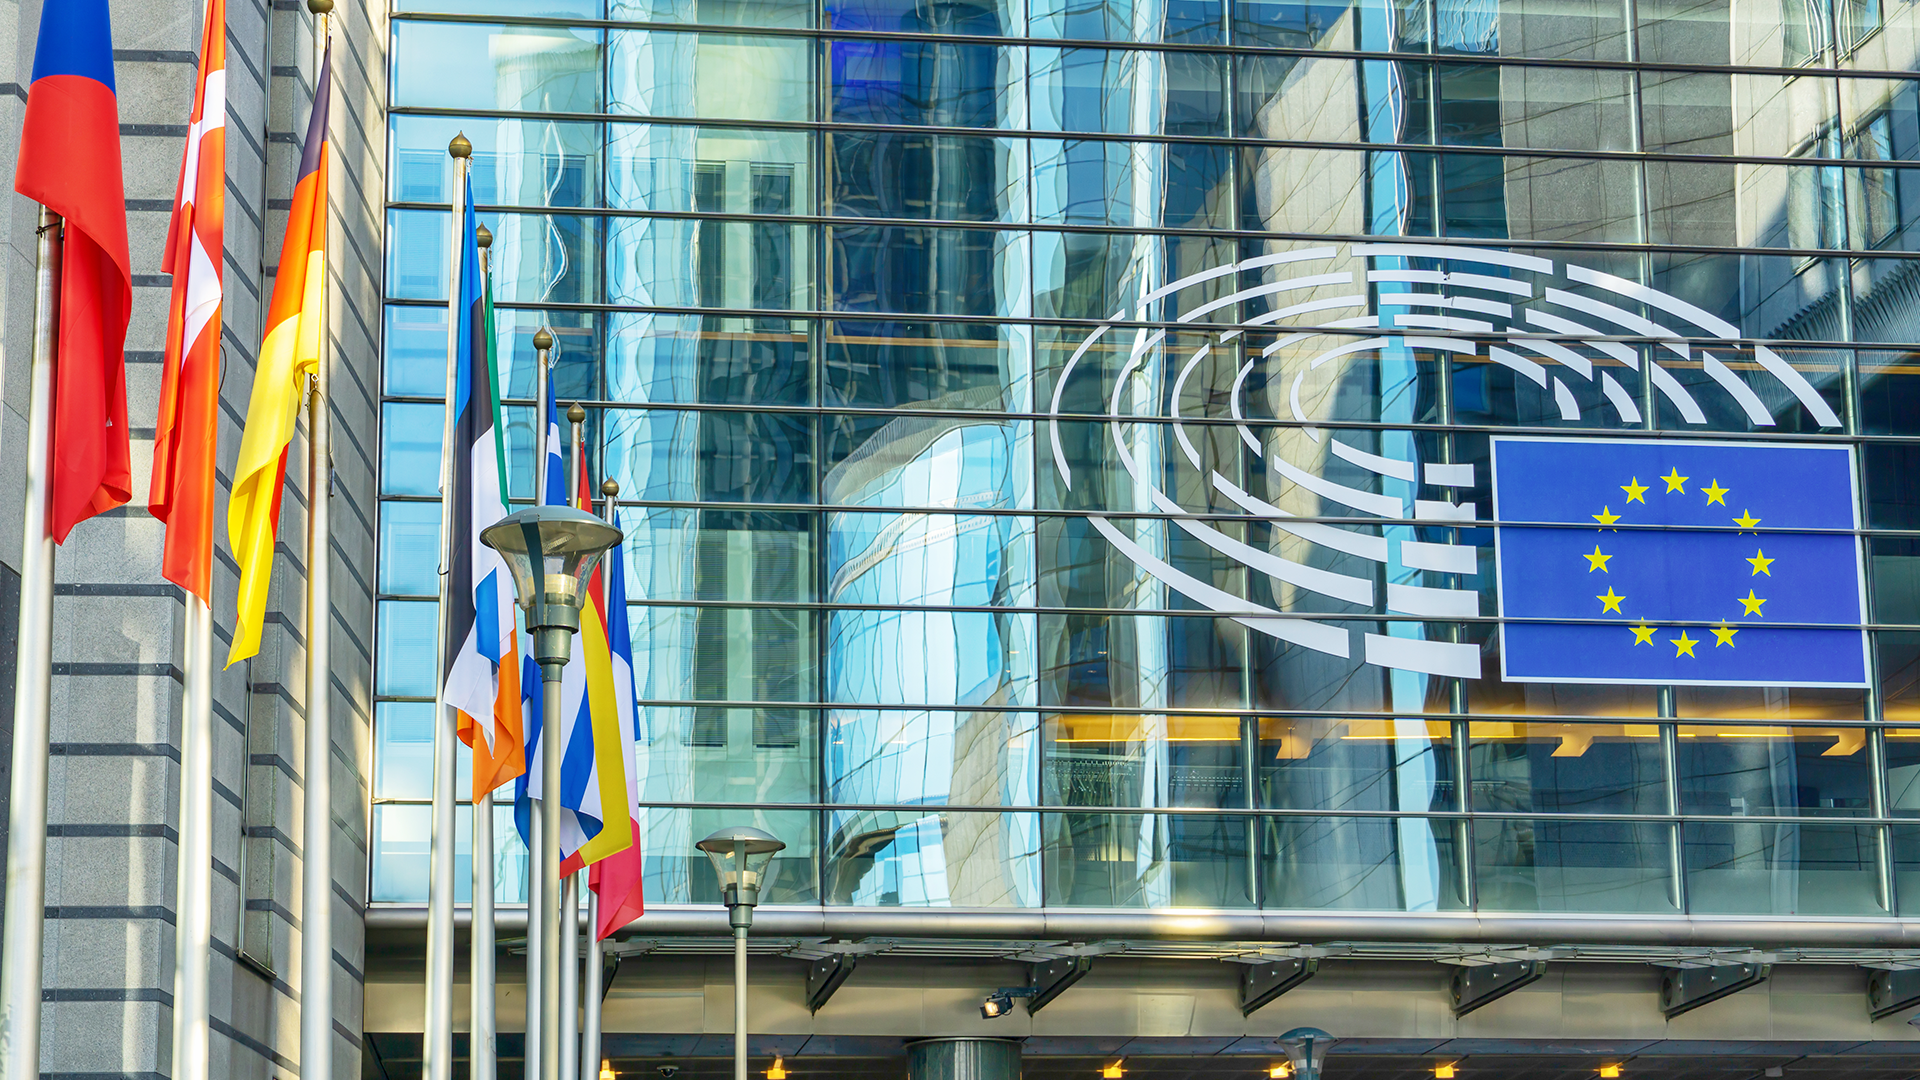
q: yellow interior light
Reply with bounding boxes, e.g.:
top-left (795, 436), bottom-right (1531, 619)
top-left (599, 1063), bottom-right (615, 1080)
top-left (1270, 1065), bottom-right (1293, 1079)
top-left (767, 1059), bottom-right (788, 1080)
top-left (1436, 1065), bottom-right (1458, 1079)
top-left (1102, 1062), bottom-right (1125, 1079)
top-left (1599, 1066), bottom-right (1623, 1079)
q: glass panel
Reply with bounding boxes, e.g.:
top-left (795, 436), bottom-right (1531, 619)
top-left (1046, 812), bottom-right (1253, 907)
top-left (1865, 443), bottom-right (1920, 529)
top-left (1855, 258), bottom-right (1920, 342)
top-left (606, 315), bottom-right (811, 406)
top-left (1684, 822), bottom-right (1886, 915)
top-left (492, 309), bottom-right (599, 406)
top-left (385, 305), bottom-right (448, 397)
top-left (1260, 815), bottom-right (1468, 911)
top-left (628, 605), bottom-right (818, 704)
top-left (610, 125), bottom-right (813, 215)
top-left (1467, 722), bottom-right (1667, 814)
top-left (1031, 140), bottom-right (1233, 230)
top-left (1674, 685), bottom-right (1867, 722)
top-left (1474, 819), bottom-right (1679, 913)
top-left (830, 0), bottom-right (1021, 33)
top-left (390, 114), bottom-right (602, 208)
top-left (641, 807), bottom-right (818, 904)
top-left (386, 209), bottom-right (450, 302)
top-left (829, 40), bottom-right (1024, 128)
top-left (392, 22), bottom-right (603, 113)
top-left (1030, 48), bottom-right (1225, 136)
top-left (825, 321), bottom-right (1033, 411)
top-left (1257, 717), bottom-right (1457, 813)
top-left (1031, 0), bottom-right (1220, 40)
top-left (1044, 714), bottom-right (1247, 809)
top-left (378, 500), bottom-right (441, 597)
top-left (1675, 725), bottom-right (1875, 817)
top-left (829, 710), bottom-right (1040, 806)
top-left (381, 403), bottom-right (445, 497)
top-left (1484, 0), bottom-right (1631, 59)
top-left (1880, 633), bottom-right (1920, 723)
top-left (1637, 0), bottom-right (1833, 67)
top-left (829, 226), bottom-right (1028, 318)
top-left (827, 511), bottom-right (1036, 608)
top-left (374, 702), bottom-right (435, 801)
top-left (831, 132), bottom-right (1027, 223)
top-left (375, 601), bottom-right (440, 698)
top-left (827, 609), bottom-right (1039, 706)
top-left (1649, 252), bottom-right (1845, 342)
top-left (607, 218), bottom-right (813, 313)
top-left (1639, 73), bottom-right (1838, 159)
top-left (619, 509), bottom-right (815, 604)
top-left (1884, 729), bottom-right (1920, 815)
top-left (1230, 0), bottom-right (1357, 48)
top-left (1873, 537), bottom-right (1920, 627)
top-left (1891, 825), bottom-right (1920, 915)
top-left (827, 810), bottom-right (1041, 906)
top-left (824, 417), bottom-right (1032, 508)
top-left (609, 32), bottom-right (813, 121)
top-left (1040, 613), bottom-right (1252, 711)
top-left (1462, 621), bottom-right (1661, 718)
top-left (398, 0), bottom-right (603, 13)
top-left (1861, 350), bottom-right (1920, 435)
top-left (1840, 79), bottom-right (1920, 163)
top-left (488, 804), bottom-right (529, 905)
top-left (637, 705), bottom-right (818, 803)
top-left (1239, 146), bottom-right (1369, 236)
top-left (605, 409), bottom-right (815, 504)
top-left (611, 0), bottom-right (813, 26)
top-left (1435, 66), bottom-right (1634, 152)
top-left (371, 804), bottom-right (474, 904)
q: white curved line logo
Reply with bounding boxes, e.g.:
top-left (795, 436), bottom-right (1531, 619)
top-left (1045, 242), bottom-right (1840, 680)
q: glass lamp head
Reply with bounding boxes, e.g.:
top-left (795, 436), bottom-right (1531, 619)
top-left (1277, 1028), bottom-right (1335, 1078)
top-left (695, 826), bottom-right (786, 914)
top-left (479, 506), bottom-right (622, 667)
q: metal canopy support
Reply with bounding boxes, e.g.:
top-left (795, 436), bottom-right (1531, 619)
top-left (1239, 958), bottom-right (1319, 1016)
top-left (1659, 963), bottom-right (1771, 1018)
top-left (1867, 968), bottom-right (1920, 1020)
top-left (807, 954), bottom-right (858, 1013)
top-left (1026, 957), bottom-right (1093, 1014)
top-left (1450, 960), bottom-right (1547, 1017)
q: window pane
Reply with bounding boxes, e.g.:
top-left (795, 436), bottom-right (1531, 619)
top-left (605, 409), bottom-right (815, 504)
top-left (606, 316), bottom-right (810, 407)
top-left (1035, 0), bottom-right (1221, 41)
top-left (827, 810), bottom-right (1041, 906)
top-left (642, 808), bottom-right (818, 904)
top-left (1257, 718), bottom-right (1457, 813)
top-left (1047, 812), bottom-right (1253, 907)
top-left (825, 321), bottom-right (1033, 411)
top-left (619, 508), bottom-right (816, 604)
top-left (628, 605), bottom-right (818, 704)
top-left (381, 403), bottom-right (445, 497)
top-left (1044, 714), bottom-right (1246, 809)
top-left (612, 0), bottom-right (812, 26)
top-left (378, 501), bottom-right (441, 597)
top-left (384, 305), bottom-right (448, 398)
top-left (827, 609), bottom-right (1038, 706)
top-left (1684, 822), bottom-right (1886, 915)
top-left (374, 702), bottom-right (436, 801)
top-left (825, 417), bottom-right (1032, 508)
top-left (1030, 48), bottom-right (1224, 136)
top-left (375, 601), bottom-right (440, 698)
top-left (392, 23), bottom-right (603, 113)
top-left (832, 132), bottom-right (1027, 223)
top-left (830, 0), bottom-right (1020, 33)
top-left (610, 31), bottom-right (813, 121)
top-left (610, 125), bottom-right (813, 215)
top-left (1675, 725), bottom-right (1874, 817)
top-left (830, 40), bottom-right (1023, 128)
top-left (1468, 722), bottom-right (1667, 814)
top-left (1041, 613), bottom-right (1251, 711)
top-left (608, 218), bottom-right (813, 312)
top-left (390, 114), bottom-right (602, 208)
top-left (638, 705), bottom-right (819, 803)
top-left (829, 226), bottom-right (1028, 318)
top-left (371, 804), bottom-right (473, 904)
top-left (1884, 730), bottom-right (1920, 815)
top-left (1475, 819), bottom-right (1679, 913)
top-left (827, 512), bottom-right (1035, 608)
top-left (1261, 815), bottom-right (1468, 911)
top-left (830, 710), bottom-right (1039, 806)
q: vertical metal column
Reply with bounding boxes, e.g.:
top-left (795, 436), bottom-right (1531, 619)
top-left (905, 1039), bottom-right (1022, 1080)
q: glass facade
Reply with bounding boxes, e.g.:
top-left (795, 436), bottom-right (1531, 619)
top-left (376, 0), bottom-right (1920, 918)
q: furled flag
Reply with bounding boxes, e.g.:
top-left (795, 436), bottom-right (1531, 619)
top-left (512, 391), bottom-right (567, 846)
top-left (151, 0), bottom-right (226, 600)
top-left (588, 510), bottom-right (645, 938)
top-left (227, 43), bottom-right (330, 666)
top-left (444, 182), bottom-right (525, 799)
top-left (15, 0), bottom-right (132, 542)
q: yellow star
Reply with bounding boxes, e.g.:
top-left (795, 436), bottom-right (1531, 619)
top-left (1712, 622), bottom-right (1739, 647)
top-left (1630, 621), bottom-right (1658, 646)
top-left (1672, 631), bottom-right (1699, 657)
top-left (1703, 479), bottom-right (1729, 506)
top-left (1596, 587), bottom-right (1625, 613)
top-left (1733, 509), bottom-right (1761, 531)
top-left (1584, 545), bottom-right (1612, 572)
top-left (1661, 468), bottom-right (1689, 493)
top-left (1738, 589), bottom-right (1767, 616)
top-left (1621, 477), bottom-right (1649, 504)
top-left (1593, 505), bottom-right (1621, 527)
top-left (1747, 549), bottom-right (1774, 577)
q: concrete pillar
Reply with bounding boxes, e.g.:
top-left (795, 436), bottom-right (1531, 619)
top-left (906, 1039), bottom-right (1022, 1080)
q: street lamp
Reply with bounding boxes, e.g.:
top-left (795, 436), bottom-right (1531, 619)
top-left (480, 505), bottom-right (622, 1080)
top-left (696, 826), bottom-right (787, 1080)
top-left (1276, 1027), bottom-right (1336, 1080)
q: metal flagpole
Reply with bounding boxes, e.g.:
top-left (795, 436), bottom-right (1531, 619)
top-left (542, 401), bottom-right (586, 1080)
top-left (425, 133), bottom-right (471, 1080)
top-left (0, 207), bottom-right (61, 1080)
top-left (558, 874), bottom-right (579, 1080)
top-left (300, 8), bottom-right (337, 1080)
top-left (525, 328), bottom-right (553, 1076)
top-left (469, 224), bottom-right (498, 1080)
top-left (581, 478), bottom-right (618, 1080)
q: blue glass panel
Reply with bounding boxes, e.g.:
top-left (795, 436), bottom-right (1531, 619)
top-left (380, 403), bottom-right (445, 497)
top-left (611, 0), bottom-right (812, 25)
top-left (826, 320), bottom-right (1033, 411)
top-left (829, 39), bottom-right (1024, 128)
top-left (392, 22), bottom-right (603, 113)
top-left (1030, 48), bottom-right (1225, 136)
top-left (1033, 0), bottom-right (1221, 41)
top-left (375, 600), bottom-right (440, 697)
top-left (828, 0), bottom-right (1018, 33)
top-left (1045, 714), bottom-right (1247, 809)
top-left (1259, 717), bottom-right (1457, 813)
top-left (618, 508), bottom-right (816, 604)
top-left (606, 315), bottom-right (811, 406)
top-left (826, 608), bottom-right (1038, 706)
top-left (636, 705), bottom-right (818, 804)
top-left (384, 305), bottom-right (447, 397)
top-left (609, 31), bottom-right (813, 121)
top-left (390, 114), bottom-right (602, 208)
top-left (608, 125), bottom-right (812, 214)
top-left (1031, 140), bottom-right (1232, 230)
top-left (378, 501), bottom-right (441, 597)
top-left (640, 807), bottom-right (818, 903)
top-left (372, 805), bottom-right (475, 904)
top-left (830, 226), bottom-right (1028, 317)
top-left (627, 605), bottom-right (818, 703)
top-left (831, 132), bottom-right (1027, 222)
top-left (827, 710), bottom-right (1039, 806)
top-left (607, 218), bottom-right (813, 313)
top-left (827, 810), bottom-right (1041, 906)
top-left (605, 409), bottom-right (815, 503)
top-left (1263, 815), bottom-right (1467, 910)
top-left (373, 702), bottom-right (473, 800)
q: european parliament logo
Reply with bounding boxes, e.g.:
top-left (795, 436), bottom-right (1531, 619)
top-left (1491, 437), bottom-right (1868, 687)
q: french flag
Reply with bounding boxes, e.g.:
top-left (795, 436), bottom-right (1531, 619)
top-left (15, 0), bottom-right (132, 543)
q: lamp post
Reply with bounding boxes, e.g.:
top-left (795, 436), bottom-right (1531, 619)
top-left (1276, 1027), bottom-right (1336, 1080)
top-left (695, 827), bottom-right (786, 1080)
top-left (480, 506), bottom-right (622, 1080)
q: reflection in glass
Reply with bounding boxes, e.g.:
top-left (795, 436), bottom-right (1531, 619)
top-left (1047, 812), bottom-right (1252, 907)
top-left (1475, 819), bottom-right (1678, 913)
top-left (609, 125), bottom-right (811, 216)
top-left (393, 23), bottom-right (603, 113)
top-left (385, 305), bottom-right (448, 397)
top-left (637, 705), bottom-right (817, 805)
top-left (1258, 718), bottom-right (1455, 813)
top-left (1035, 0), bottom-right (1222, 41)
top-left (830, 710), bottom-right (1039, 806)
top-left (378, 501), bottom-right (442, 597)
top-left (1861, 350), bottom-right (1920, 436)
top-left (381, 403), bottom-right (444, 496)
top-left (1260, 815), bottom-right (1466, 911)
top-left (828, 810), bottom-right (1041, 906)
top-left (826, 321), bottom-right (1032, 411)
top-left (1045, 714), bottom-right (1247, 809)
top-left (620, 508), bottom-right (815, 604)
top-left (1683, 822), bottom-right (1885, 915)
top-left (1882, 730), bottom-right (1920, 815)
top-left (830, 39), bottom-right (1022, 127)
top-left (389, 114), bottom-right (601, 208)
top-left (606, 409), bottom-right (814, 504)
top-left (611, 0), bottom-right (812, 25)
top-left (832, 132), bottom-right (1027, 223)
top-left (1030, 48), bottom-right (1224, 136)
top-left (827, 608), bottom-right (1038, 706)
top-left (1032, 140), bottom-right (1232, 230)
top-left (830, 226), bottom-right (1025, 318)
top-left (606, 315), bottom-right (809, 406)
top-left (1675, 725), bottom-right (1874, 817)
top-left (1891, 825), bottom-right (1920, 915)
top-left (372, 805), bottom-right (475, 903)
top-left (642, 807), bottom-right (818, 904)
top-left (1468, 722), bottom-right (1665, 814)
top-left (628, 604), bottom-right (816, 705)
top-left (376, 601), bottom-right (438, 698)
top-left (610, 32), bottom-right (812, 121)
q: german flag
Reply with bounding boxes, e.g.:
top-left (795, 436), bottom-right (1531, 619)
top-left (227, 43), bottom-right (329, 667)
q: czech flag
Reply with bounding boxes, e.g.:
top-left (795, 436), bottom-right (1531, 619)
top-left (15, 0), bottom-right (132, 543)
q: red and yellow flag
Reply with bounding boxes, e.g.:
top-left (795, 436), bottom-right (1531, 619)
top-left (151, 0), bottom-right (225, 601)
top-left (227, 44), bottom-right (329, 666)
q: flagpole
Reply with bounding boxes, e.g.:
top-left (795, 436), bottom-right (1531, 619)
top-left (0, 206), bottom-right (61, 1080)
top-left (170, 542), bottom-right (215, 1080)
top-left (558, 404), bottom-right (589, 1080)
top-left (470, 225), bottom-right (498, 1080)
top-left (299, 7), bottom-right (336, 1080)
top-left (425, 133), bottom-right (471, 1080)
top-left (526, 328), bottom-right (554, 1076)
top-left (582, 478), bottom-right (619, 1080)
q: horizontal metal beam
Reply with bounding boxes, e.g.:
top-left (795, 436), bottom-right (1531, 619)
top-left (364, 905), bottom-right (1920, 950)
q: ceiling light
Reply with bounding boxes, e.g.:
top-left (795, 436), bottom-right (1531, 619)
top-left (1269, 1066), bottom-right (1292, 1079)
top-left (1436, 1066), bottom-right (1457, 1079)
top-left (1600, 1067), bottom-right (1623, 1079)
top-left (1101, 1063), bottom-right (1124, 1079)
top-left (599, 1063), bottom-right (614, 1080)
top-left (767, 1059), bottom-right (788, 1080)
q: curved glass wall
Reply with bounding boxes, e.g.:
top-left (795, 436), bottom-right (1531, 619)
top-left (375, 0), bottom-right (1920, 918)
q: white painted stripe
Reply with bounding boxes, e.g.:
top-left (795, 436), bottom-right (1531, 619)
top-left (1393, 313), bottom-right (1495, 334)
top-left (1415, 500), bottom-right (1477, 522)
top-left (1649, 361), bottom-right (1708, 425)
top-left (1368, 268), bottom-right (1534, 297)
top-left (1553, 377), bottom-right (1580, 421)
top-left (1401, 540), bottom-right (1478, 574)
top-left (1363, 633), bottom-right (1482, 677)
top-left (1269, 449), bottom-right (1406, 518)
top-left (1213, 473), bottom-right (1391, 562)
top-left (1387, 582), bottom-right (1481, 618)
top-left (1488, 346), bottom-right (1548, 388)
top-left (1514, 337), bottom-right (1594, 379)
top-left (1045, 313), bottom-right (1122, 490)
top-left (1423, 462), bottom-right (1474, 487)
top-left (1545, 287), bottom-right (1689, 348)
top-left (1178, 273), bottom-right (1357, 323)
top-left (1330, 438), bottom-right (1417, 482)
top-left (1374, 289), bottom-right (1515, 318)
top-left (1701, 353), bottom-right (1774, 427)
top-left (1601, 372), bottom-right (1642, 424)
top-left (1352, 242), bottom-right (1555, 274)
top-left (1752, 344), bottom-right (1844, 429)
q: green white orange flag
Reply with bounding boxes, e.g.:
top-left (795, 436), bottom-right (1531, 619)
top-left (227, 44), bottom-right (329, 667)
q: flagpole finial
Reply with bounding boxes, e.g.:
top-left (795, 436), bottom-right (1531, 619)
top-left (307, 0), bottom-right (335, 12)
top-left (567, 404), bottom-right (587, 424)
top-left (449, 133), bottom-right (472, 160)
top-left (601, 480), bottom-right (619, 499)
top-left (476, 223), bottom-right (493, 249)
top-left (533, 328), bottom-right (554, 351)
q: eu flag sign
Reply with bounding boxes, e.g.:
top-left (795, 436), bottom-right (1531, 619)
top-left (1491, 437), bottom-right (1867, 687)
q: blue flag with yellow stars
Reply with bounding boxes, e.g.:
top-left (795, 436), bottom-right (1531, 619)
top-left (1491, 437), bottom-right (1867, 687)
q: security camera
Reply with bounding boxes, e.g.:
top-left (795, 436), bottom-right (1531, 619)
top-left (657, 1067), bottom-right (680, 1078)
